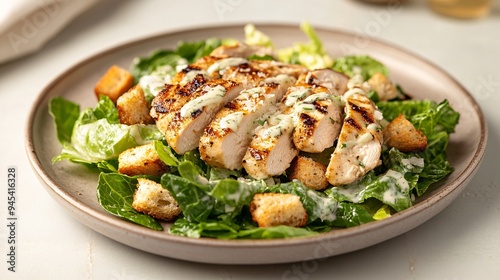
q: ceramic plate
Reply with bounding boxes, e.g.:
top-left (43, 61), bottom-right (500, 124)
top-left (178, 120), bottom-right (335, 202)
top-left (26, 24), bottom-right (487, 264)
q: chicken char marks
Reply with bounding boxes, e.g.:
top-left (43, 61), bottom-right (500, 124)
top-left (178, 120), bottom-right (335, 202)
top-left (150, 48), bottom-right (383, 186)
top-left (325, 89), bottom-right (383, 185)
top-left (151, 52), bottom-right (307, 155)
top-left (242, 69), bottom-right (347, 179)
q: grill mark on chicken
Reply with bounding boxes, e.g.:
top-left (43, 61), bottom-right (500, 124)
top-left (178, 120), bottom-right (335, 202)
top-left (349, 101), bottom-right (374, 124)
top-left (199, 79), bottom-right (295, 170)
top-left (248, 147), bottom-right (266, 161)
top-left (300, 113), bottom-right (316, 127)
top-left (325, 92), bottom-right (383, 185)
top-left (344, 117), bottom-right (362, 131)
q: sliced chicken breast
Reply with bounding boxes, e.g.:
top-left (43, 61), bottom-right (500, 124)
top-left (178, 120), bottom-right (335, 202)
top-left (163, 79), bottom-right (245, 154)
top-left (296, 69), bottom-right (349, 96)
top-left (325, 89), bottom-right (383, 186)
top-left (242, 70), bottom-right (346, 179)
top-left (169, 55), bottom-right (223, 86)
top-left (200, 75), bottom-right (296, 170)
top-left (292, 94), bottom-right (343, 153)
top-left (154, 59), bottom-right (305, 155)
top-left (242, 112), bottom-right (298, 179)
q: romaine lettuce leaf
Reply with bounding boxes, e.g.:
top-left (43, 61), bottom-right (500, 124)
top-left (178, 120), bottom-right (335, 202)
top-left (277, 22), bottom-right (333, 69)
top-left (51, 96), bottom-right (164, 165)
top-left (377, 99), bottom-right (459, 195)
top-left (53, 119), bottom-right (163, 163)
top-left (332, 55), bottom-right (389, 80)
top-left (169, 217), bottom-right (317, 239)
top-left (97, 173), bottom-right (163, 230)
top-left (49, 97), bottom-right (80, 144)
top-left (161, 173), bottom-right (214, 223)
top-left (265, 181), bottom-right (338, 224)
top-left (327, 149), bottom-right (424, 212)
top-left (244, 23), bottom-right (274, 48)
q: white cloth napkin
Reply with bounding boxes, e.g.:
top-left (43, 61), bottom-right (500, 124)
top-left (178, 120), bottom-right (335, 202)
top-left (0, 0), bottom-right (98, 64)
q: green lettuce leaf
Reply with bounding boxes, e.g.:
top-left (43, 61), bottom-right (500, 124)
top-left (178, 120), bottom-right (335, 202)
top-left (96, 173), bottom-right (163, 230)
top-left (49, 97), bottom-right (80, 144)
top-left (51, 96), bottom-right (164, 165)
top-left (332, 55), bottom-right (389, 80)
top-left (169, 217), bottom-right (317, 239)
top-left (244, 23), bottom-right (274, 47)
top-left (160, 173), bottom-right (214, 223)
top-left (328, 149), bottom-right (424, 212)
top-left (377, 99), bottom-right (459, 195)
top-left (53, 119), bottom-right (163, 163)
top-left (265, 181), bottom-right (338, 224)
top-left (277, 22), bottom-right (333, 69)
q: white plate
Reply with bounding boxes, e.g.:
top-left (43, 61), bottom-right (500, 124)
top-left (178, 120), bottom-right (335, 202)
top-left (26, 24), bottom-right (487, 264)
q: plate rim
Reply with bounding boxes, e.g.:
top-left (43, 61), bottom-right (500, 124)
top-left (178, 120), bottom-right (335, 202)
top-left (25, 22), bottom-right (488, 261)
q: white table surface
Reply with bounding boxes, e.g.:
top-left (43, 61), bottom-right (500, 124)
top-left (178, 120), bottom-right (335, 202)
top-left (1, 0), bottom-right (499, 279)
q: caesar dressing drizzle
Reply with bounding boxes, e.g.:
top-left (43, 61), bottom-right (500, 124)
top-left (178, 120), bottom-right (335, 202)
top-left (180, 85), bottom-right (226, 118)
top-left (207, 57), bottom-right (248, 75)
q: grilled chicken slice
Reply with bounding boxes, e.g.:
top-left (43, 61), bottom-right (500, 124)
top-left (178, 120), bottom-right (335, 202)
top-left (161, 79), bottom-right (244, 154)
top-left (199, 75), bottom-right (296, 170)
top-left (153, 58), bottom-right (305, 155)
top-left (242, 70), bottom-right (346, 179)
top-left (325, 89), bottom-right (383, 185)
top-left (169, 56), bottom-right (222, 86)
top-left (242, 112), bottom-right (298, 179)
top-left (292, 93), bottom-right (343, 153)
top-left (297, 69), bottom-right (349, 95)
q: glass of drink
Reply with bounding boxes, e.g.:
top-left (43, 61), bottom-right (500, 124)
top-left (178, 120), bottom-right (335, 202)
top-left (428, 0), bottom-right (492, 19)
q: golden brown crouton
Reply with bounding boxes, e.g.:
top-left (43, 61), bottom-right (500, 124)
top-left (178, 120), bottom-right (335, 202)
top-left (118, 142), bottom-right (169, 177)
top-left (94, 65), bottom-right (134, 103)
top-left (132, 178), bottom-right (181, 221)
top-left (383, 114), bottom-right (428, 152)
top-left (250, 193), bottom-right (308, 228)
top-left (367, 72), bottom-right (397, 101)
top-left (288, 156), bottom-right (329, 190)
top-left (117, 85), bottom-right (153, 125)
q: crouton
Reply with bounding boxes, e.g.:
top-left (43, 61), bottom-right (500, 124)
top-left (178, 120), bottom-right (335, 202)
top-left (367, 72), bottom-right (397, 101)
top-left (94, 65), bottom-right (134, 103)
top-left (288, 156), bottom-right (329, 190)
top-left (118, 142), bottom-right (169, 177)
top-left (132, 178), bottom-right (181, 221)
top-left (117, 85), bottom-right (153, 125)
top-left (250, 193), bottom-right (308, 228)
top-left (383, 114), bottom-right (428, 152)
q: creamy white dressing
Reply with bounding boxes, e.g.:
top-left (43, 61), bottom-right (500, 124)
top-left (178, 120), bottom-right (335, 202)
top-left (332, 183), bottom-right (366, 203)
top-left (207, 57), bottom-right (248, 75)
top-left (380, 169), bottom-right (409, 191)
top-left (175, 58), bottom-right (189, 72)
top-left (342, 87), bottom-right (367, 101)
top-left (307, 190), bottom-right (337, 222)
top-left (302, 92), bottom-right (332, 103)
top-left (284, 88), bottom-right (310, 107)
top-left (356, 132), bottom-right (375, 146)
top-left (220, 112), bottom-right (245, 131)
top-left (139, 75), bottom-right (170, 97)
top-left (261, 114), bottom-right (294, 138)
top-left (262, 74), bottom-right (295, 85)
top-left (347, 73), bottom-right (365, 89)
top-left (180, 70), bottom-right (209, 85)
top-left (402, 157), bottom-right (425, 168)
top-left (180, 85), bottom-right (226, 118)
top-left (128, 125), bottom-right (148, 145)
top-left (374, 109), bottom-right (383, 121)
top-left (366, 123), bottom-right (380, 132)
top-left (378, 170), bottom-right (409, 204)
